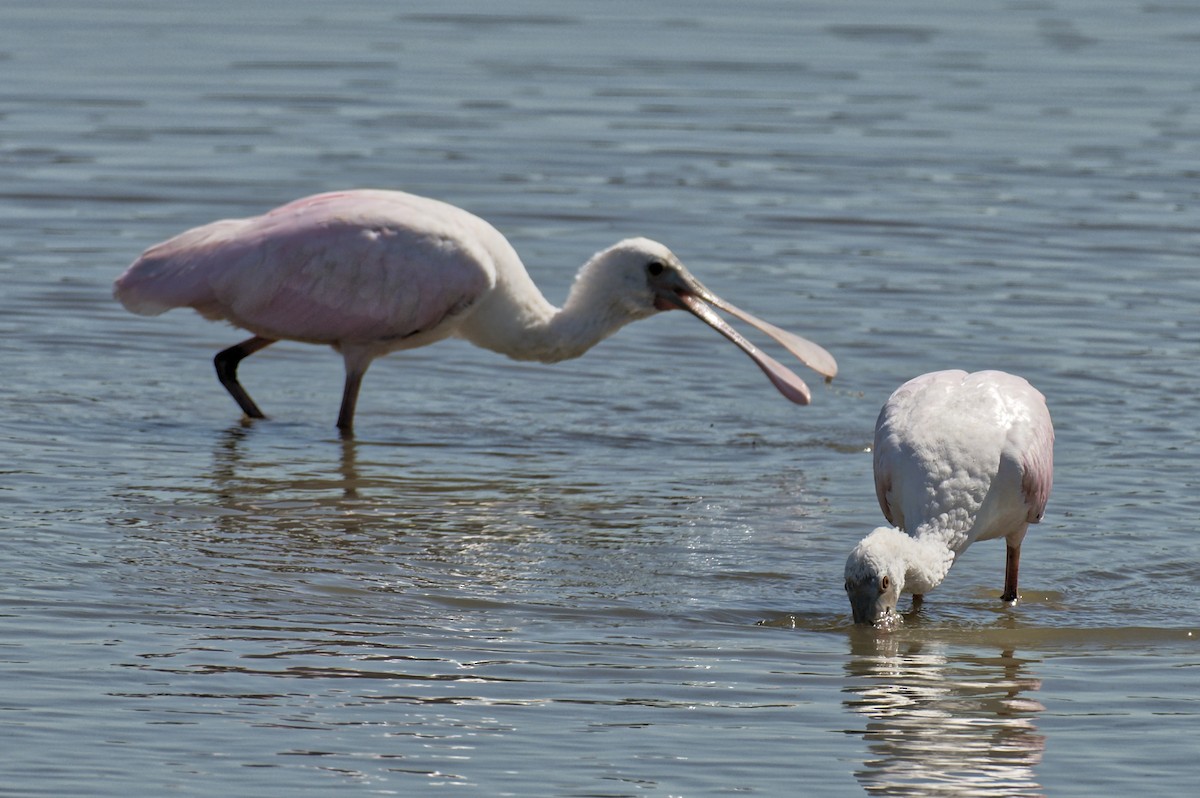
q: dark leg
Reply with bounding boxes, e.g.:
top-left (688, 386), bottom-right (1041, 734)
top-left (911, 594), bottom-right (924, 612)
top-left (1001, 543), bottom-right (1021, 602)
top-left (214, 336), bottom-right (276, 419)
top-left (336, 363), bottom-right (369, 435)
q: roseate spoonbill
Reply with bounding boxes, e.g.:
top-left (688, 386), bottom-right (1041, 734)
top-left (114, 189), bottom-right (837, 432)
top-left (844, 370), bottom-right (1054, 625)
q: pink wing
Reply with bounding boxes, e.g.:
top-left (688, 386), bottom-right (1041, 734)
top-left (114, 191), bottom-right (496, 344)
top-left (1019, 388), bottom-right (1055, 523)
top-left (976, 370), bottom-right (1055, 524)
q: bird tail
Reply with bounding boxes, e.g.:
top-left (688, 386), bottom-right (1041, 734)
top-left (113, 219), bottom-right (249, 316)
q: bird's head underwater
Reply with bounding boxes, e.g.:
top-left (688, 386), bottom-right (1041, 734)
top-left (844, 527), bottom-right (908, 626)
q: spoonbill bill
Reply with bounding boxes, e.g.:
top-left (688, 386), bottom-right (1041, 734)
top-left (844, 370), bottom-right (1054, 625)
top-left (114, 190), bottom-right (836, 433)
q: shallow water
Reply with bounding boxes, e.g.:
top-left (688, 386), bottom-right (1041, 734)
top-left (2, 1), bottom-right (1198, 795)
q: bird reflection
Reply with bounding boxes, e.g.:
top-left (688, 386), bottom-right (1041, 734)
top-left (199, 424), bottom-right (677, 602)
top-left (844, 633), bottom-right (1046, 797)
top-left (212, 424), bottom-right (363, 501)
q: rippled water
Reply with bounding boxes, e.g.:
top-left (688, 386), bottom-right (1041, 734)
top-left (2, 1), bottom-right (1198, 795)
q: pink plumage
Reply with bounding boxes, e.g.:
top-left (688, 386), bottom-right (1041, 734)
top-left (846, 369), bottom-right (1055, 625)
top-left (115, 189), bottom-right (837, 433)
top-left (116, 191), bottom-right (494, 342)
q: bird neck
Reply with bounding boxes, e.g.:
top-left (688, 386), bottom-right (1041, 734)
top-left (535, 282), bottom-right (650, 362)
top-left (888, 528), bottom-right (956, 595)
top-left (456, 263), bottom-right (647, 364)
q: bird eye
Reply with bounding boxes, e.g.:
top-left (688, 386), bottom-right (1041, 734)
top-left (879, 575), bottom-right (890, 593)
top-left (647, 260), bottom-right (665, 276)
top-left (844, 580), bottom-right (851, 593)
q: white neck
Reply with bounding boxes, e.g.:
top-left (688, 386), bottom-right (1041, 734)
top-left (863, 526), bottom-right (956, 596)
top-left (902, 531), bottom-right (956, 595)
top-left (455, 256), bottom-right (654, 363)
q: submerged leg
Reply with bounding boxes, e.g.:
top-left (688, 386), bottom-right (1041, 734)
top-left (1001, 543), bottom-right (1021, 602)
top-left (214, 336), bottom-right (276, 419)
top-left (336, 356), bottom-right (373, 435)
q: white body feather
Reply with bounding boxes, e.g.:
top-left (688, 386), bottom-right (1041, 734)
top-left (845, 370), bottom-right (1054, 623)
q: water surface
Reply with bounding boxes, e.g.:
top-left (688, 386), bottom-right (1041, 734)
top-left (2, 1), bottom-right (1198, 795)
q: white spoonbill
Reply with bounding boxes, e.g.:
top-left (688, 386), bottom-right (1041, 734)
top-left (114, 189), bottom-right (837, 433)
top-left (844, 370), bottom-right (1054, 625)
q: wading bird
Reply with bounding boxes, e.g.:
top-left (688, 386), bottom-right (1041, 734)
top-left (114, 189), bottom-right (837, 433)
top-left (844, 370), bottom-right (1054, 625)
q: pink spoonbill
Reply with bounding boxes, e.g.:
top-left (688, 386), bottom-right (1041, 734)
top-left (114, 189), bottom-right (837, 433)
top-left (844, 370), bottom-right (1054, 625)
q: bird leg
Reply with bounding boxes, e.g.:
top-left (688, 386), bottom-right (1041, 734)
top-left (214, 336), bottom-right (276, 419)
top-left (1001, 543), bottom-right (1021, 602)
top-left (336, 362), bottom-right (370, 435)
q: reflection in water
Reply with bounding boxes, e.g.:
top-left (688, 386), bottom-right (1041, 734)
top-left (188, 422), bottom-right (700, 619)
top-left (212, 423), bottom-right (364, 501)
top-left (202, 423), bottom-right (539, 565)
top-left (844, 634), bottom-right (1046, 797)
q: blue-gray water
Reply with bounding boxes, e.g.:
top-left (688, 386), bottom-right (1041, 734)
top-left (2, 1), bottom-right (1198, 795)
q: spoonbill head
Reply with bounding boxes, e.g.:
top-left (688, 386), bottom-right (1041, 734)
top-left (844, 369), bottom-right (1054, 626)
top-left (114, 190), bottom-right (837, 433)
top-left (844, 526), bottom-right (911, 626)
